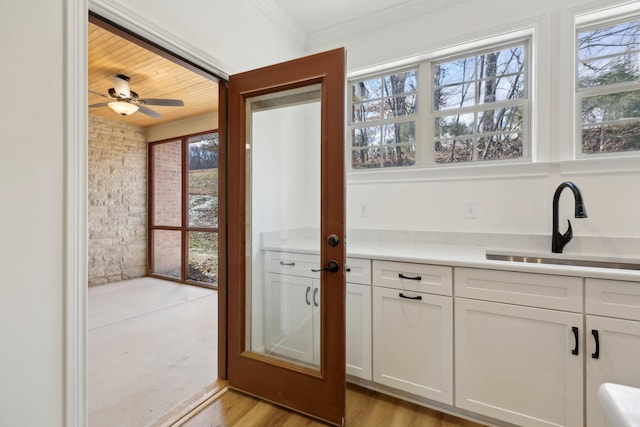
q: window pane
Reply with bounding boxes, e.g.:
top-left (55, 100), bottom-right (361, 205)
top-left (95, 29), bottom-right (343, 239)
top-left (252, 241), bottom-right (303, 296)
top-left (188, 231), bottom-right (217, 285)
top-left (351, 69), bottom-right (417, 123)
top-left (435, 45), bottom-right (525, 111)
top-left (351, 126), bottom-right (380, 168)
top-left (152, 229), bottom-right (181, 279)
top-left (578, 20), bottom-right (640, 88)
top-left (477, 106), bottom-right (523, 135)
top-left (188, 133), bottom-right (218, 228)
top-left (477, 134), bottom-right (523, 160)
top-left (435, 138), bottom-right (473, 163)
top-left (152, 140), bottom-right (182, 227)
top-left (435, 113), bottom-right (474, 138)
top-left (582, 122), bottom-right (640, 154)
top-left (581, 89), bottom-right (640, 154)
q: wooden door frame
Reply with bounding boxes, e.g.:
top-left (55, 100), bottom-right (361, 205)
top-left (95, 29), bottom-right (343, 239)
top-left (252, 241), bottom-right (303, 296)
top-left (226, 48), bottom-right (346, 426)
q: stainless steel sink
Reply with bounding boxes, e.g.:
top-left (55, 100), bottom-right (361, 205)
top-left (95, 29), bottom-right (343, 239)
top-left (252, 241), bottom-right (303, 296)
top-left (485, 251), bottom-right (640, 270)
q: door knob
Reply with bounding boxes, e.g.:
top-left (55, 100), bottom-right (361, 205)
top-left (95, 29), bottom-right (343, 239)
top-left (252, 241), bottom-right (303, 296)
top-left (311, 260), bottom-right (340, 273)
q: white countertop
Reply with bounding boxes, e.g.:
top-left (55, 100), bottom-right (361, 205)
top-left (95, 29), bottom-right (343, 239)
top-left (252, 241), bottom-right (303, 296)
top-left (263, 238), bottom-right (640, 282)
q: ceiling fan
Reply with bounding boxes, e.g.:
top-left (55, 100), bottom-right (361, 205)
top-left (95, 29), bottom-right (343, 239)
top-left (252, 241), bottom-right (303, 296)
top-left (89, 74), bottom-right (184, 117)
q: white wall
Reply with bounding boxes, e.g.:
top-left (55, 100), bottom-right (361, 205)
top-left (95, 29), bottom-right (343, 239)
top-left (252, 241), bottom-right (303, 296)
top-left (0, 0), bottom-right (65, 425)
top-left (310, 0), bottom-right (640, 241)
top-left (0, 0), bottom-right (305, 425)
top-left (111, 0), bottom-right (306, 74)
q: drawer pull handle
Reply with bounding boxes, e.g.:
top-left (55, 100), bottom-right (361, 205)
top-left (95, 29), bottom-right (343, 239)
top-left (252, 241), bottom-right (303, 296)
top-left (398, 273), bottom-right (422, 281)
top-left (313, 288), bottom-right (319, 307)
top-left (592, 329), bottom-right (600, 359)
top-left (399, 292), bottom-right (422, 301)
top-left (305, 286), bottom-right (311, 306)
top-left (280, 261), bottom-right (295, 266)
top-left (571, 326), bottom-right (579, 355)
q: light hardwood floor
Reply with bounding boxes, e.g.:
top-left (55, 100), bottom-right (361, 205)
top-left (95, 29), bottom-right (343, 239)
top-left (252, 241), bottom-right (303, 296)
top-left (181, 384), bottom-right (486, 427)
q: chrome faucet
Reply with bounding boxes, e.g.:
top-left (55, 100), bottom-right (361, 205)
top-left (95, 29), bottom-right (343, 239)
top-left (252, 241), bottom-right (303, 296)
top-left (552, 181), bottom-right (587, 253)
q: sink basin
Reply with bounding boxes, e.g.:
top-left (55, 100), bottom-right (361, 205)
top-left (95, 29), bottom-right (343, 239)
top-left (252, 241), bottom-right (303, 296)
top-left (485, 250), bottom-right (640, 271)
top-left (599, 383), bottom-right (640, 427)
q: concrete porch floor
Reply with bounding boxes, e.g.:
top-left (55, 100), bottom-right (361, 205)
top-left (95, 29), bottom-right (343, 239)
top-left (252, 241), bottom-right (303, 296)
top-left (88, 277), bottom-right (219, 426)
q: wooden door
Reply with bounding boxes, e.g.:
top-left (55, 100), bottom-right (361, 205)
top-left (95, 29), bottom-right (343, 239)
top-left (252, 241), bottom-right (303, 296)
top-left (226, 48), bottom-right (346, 426)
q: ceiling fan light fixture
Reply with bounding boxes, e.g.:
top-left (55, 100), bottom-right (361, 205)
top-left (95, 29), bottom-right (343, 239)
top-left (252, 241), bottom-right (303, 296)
top-left (108, 101), bottom-right (139, 116)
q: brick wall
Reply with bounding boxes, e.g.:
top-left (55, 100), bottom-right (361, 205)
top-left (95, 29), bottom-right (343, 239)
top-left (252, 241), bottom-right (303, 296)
top-left (88, 115), bottom-right (147, 286)
top-left (150, 140), bottom-right (183, 277)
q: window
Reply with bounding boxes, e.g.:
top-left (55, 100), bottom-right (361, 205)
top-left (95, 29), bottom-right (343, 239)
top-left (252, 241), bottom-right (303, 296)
top-left (577, 16), bottom-right (640, 156)
top-left (149, 131), bottom-right (219, 287)
top-left (433, 42), bottom-right (528, 164)
top-left (348, 37), bottom-right (530, 171)
top-left (350, 68), bottom-right (418, 168)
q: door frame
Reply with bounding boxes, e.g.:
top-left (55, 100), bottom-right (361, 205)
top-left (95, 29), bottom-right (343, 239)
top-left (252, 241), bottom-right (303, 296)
top-left (66, 1), bottom-right (236, 425)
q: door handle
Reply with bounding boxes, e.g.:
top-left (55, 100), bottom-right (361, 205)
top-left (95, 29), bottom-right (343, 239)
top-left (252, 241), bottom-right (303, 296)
top-left (305, 286), bottom-right (311, 306)
top-left (571, 326), bottom-right (579, 355)
top-left (592, 329), bottom-right (600, 359)
top-left (313, 288), bottom-right (319, 307)
top-left (311, 260), bottom-right (339, 273)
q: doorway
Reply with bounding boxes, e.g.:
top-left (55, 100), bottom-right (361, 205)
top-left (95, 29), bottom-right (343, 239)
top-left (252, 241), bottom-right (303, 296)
top-left (87, 13), bottom-right (225, 426)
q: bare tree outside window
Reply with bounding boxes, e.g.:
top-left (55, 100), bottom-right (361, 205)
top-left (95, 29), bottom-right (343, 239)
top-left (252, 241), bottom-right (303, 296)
top-left (350, 69), bottom-right (417, 168)
top-left (578, 18), bottom-right (640, 154)
top-left (433, 43), bottom-right (527, 163)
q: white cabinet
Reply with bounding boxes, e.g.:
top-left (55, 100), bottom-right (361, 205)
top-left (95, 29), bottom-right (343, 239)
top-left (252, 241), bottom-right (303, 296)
top-left (585, 278), bottom-right (640, 427)
top-left (263, 251), bottom-right (372, 374)
top-left (372, 260), bottom-right (453, 404)
top-left (345, 257), bottom-right (372, 381)
top-left (346, 282), bottom-right (371, 380)
top-left (454, 268), bottom-right (583, 427)
top-left (263, 272), bottom-right (319, 365)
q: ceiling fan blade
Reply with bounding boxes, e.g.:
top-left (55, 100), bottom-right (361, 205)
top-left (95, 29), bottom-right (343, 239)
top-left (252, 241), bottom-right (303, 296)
top-left (139, 98), bottom-right (184, 107)
top-left (112, 74), bottom-right (131, 98)
top-left (137, 104), bottom-right (161, 118)
top-left (89, 102), bottom-right (109, 108)
top-left (89, 90), bottom-right (111, 99)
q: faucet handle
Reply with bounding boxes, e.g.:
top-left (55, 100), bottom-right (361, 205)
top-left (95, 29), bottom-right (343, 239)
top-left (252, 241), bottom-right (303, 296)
top-left (563, 219), bottom-right (573, 242)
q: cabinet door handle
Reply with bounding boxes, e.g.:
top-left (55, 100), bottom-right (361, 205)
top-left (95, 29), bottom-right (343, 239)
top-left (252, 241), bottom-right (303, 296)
top-left (280, 261), bottom-right (295, 266)
top-left (313, 288), bottom-right (319, 307)
top-left (592, 329), bottom-right (600, 359)
top-left (571, 326), bottom-right (579, 355)
top-left (398, 273), bottom-right (422, 281)
top-left (399, 292), bottom-right (422, 301)
top-left (305, 286), bottom-right (311, 306)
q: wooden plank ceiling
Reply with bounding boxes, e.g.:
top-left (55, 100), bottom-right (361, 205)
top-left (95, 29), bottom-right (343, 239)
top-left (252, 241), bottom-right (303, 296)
top-left (88, 22), bottom-right (219, 128)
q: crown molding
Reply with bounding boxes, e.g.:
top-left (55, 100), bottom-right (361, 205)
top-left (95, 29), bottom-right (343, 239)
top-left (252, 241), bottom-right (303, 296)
top-left (250, 0), bottom-right (307, 49)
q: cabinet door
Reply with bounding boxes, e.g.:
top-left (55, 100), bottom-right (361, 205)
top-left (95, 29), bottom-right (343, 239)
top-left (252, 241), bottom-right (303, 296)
top-left (455, 298), bottom-right (583, 427)
top-left (264, 273), bottom-right (314, 364)
top-left (586, 315), bottom-right (640, 427)
top-left (373, 287), bottom-right (453, 404)
top-left (346, 282), bottom-right (372, 380)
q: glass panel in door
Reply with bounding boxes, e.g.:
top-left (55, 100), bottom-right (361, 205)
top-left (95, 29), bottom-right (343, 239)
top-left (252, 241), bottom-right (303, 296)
top-left (246, 85), bottom-right (322, 369)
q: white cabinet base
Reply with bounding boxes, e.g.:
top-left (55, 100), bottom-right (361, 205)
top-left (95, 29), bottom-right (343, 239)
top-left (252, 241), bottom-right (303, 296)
top-left (373, 286), bottom-right (453, 404)
top-left (455, 298), bottom-right (583, 427)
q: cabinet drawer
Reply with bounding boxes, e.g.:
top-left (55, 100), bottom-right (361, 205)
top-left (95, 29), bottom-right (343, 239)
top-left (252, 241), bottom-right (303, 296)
top-left (264, 251), bottom-right (320, 278)
top-left (586, 278), bottom-right (640, 321)
top-left (345, 258), bottom-right (371, 285)
top-left (455, 267), bottom-right (582, 312)
top-left (372, 260), bottom-right (452, 296)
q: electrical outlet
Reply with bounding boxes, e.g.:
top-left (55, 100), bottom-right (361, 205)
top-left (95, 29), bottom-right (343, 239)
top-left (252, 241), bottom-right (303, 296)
top-left (358, 203), bottom-right (369, 218)
top-left (464, 200), bottom-right (478, 219)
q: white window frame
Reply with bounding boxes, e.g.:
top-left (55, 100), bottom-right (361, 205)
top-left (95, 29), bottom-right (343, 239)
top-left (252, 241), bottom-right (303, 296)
top-left (347, 30), bottom-right (534, 175)
top-left (427, 39), bottom-right (531, 167)
top-left (348, 66), bottom-right (419, 169)
top-left (575, 6), bottom-right (640, 159)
